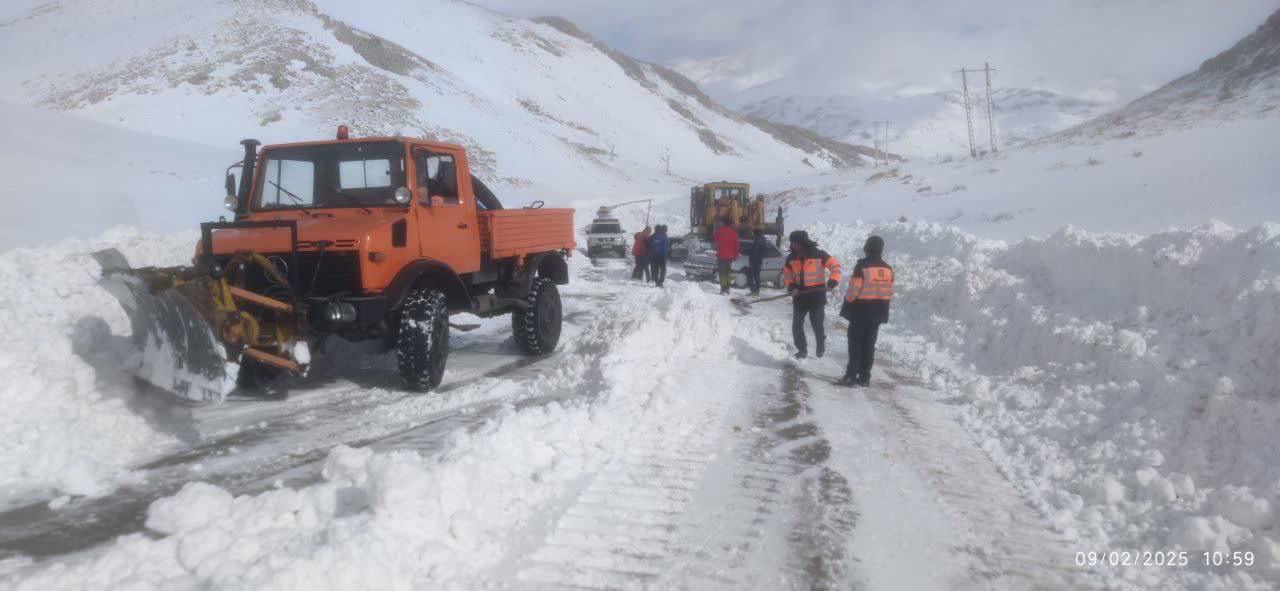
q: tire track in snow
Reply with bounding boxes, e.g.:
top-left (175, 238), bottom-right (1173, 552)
top-left (861, 369), bottom-right (1093, 589)
top-left (0, 292), bottom-right (616, 559)
top-left (501, 354), bottom-right (862, 590)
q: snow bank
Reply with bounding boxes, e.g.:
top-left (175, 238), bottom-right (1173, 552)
top-left (0, 229), bottom-right (194, 505)
top-left (807, 219), bottom-right (1280, 585)
top-left (5, 282), bottom-right (739, 588)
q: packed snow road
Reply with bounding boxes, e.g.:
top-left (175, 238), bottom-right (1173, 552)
top-left (0, 256), bottom-right (1093, 589)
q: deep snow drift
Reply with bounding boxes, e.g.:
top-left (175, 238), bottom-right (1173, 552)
top-left (804, 219), bottom-right (1280, 587)
top-left (0, 230), bottom-right (197, 505)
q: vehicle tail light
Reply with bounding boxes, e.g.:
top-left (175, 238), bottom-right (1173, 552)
top-left (337, 125), bottom-right (350, 140)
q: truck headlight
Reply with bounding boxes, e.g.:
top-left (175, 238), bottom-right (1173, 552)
top-left (326, 302), bottom-right (357, 324)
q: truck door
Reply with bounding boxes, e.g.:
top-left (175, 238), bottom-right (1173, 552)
top-left (410, 147), bottom-right (481, 274)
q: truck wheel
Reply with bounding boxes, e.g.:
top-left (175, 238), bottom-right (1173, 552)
top-left (512, 277), bottom-right (562, 355)
top-left (236, 357), bottom-right (285, 398)
top-left (396, 289), bottom-right (450, 391)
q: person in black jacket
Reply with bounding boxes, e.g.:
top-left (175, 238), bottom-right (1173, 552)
top-left (837, 235), bottom-right (894, 387)
top-left (745, 230), bottom-right (766, 296)
top-left (782, 231), bottom-right (842, 359)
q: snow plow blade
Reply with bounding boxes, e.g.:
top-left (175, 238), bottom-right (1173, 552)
top-left (92, 249), bottom-right (307, 404)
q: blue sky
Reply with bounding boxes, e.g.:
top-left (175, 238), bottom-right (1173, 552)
top-left (475, 0), bottom-right (1279, 102)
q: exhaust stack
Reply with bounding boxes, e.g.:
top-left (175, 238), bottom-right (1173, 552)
top-left (235, 139), bottom-right (261, 213)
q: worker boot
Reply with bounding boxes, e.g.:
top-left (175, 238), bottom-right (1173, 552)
top-left (793, 350), bottom-right (807, 360)
top-left (816, 339), bottom-right (825, 358)
top-left (835, 375), bottom-right (856, 388)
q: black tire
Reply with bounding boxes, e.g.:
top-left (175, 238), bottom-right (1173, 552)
top-left (512, 277), bottom-right (562, 355)
top-left (396, 289), bottom-right (450, 391)
top-left (236, 358), bottom-right (286, 399)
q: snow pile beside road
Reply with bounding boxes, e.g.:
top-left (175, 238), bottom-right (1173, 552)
top-left (0, 229), bottom-right (193, 505)
top-left (807, 220), bottom-right (1280, 585)
top-left (6, 282), bottom-right (738, 588)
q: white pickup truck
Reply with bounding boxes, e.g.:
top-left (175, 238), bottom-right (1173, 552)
top-left (585, 217), bottom-right (628, 257)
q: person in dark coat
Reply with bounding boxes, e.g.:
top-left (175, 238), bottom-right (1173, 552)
top-left (647, 225), bottom-right (670, 287)
top-left (837, 235), bottom-right (894, 387)
top-left (745, 230), bottom-right (766, 296)
top-left (782, 230), bottom-right (841, 359)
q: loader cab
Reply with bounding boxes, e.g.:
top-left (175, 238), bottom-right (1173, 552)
top-left (691, 181), bottom-right (751, 236)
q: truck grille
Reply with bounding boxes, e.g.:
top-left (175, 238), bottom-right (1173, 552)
top-left (289, 251), bottom-right (362, 295)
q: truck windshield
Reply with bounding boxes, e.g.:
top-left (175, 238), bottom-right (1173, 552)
top-left (255, 142), bottom-right (407, 210)
top-left (590, 223), bottom-right (622, 234)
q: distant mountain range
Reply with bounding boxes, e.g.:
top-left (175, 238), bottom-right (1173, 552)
top-left (734, 88), bottom-right (1110, 158)
top-left (0, 0), bottom-right (880, 204)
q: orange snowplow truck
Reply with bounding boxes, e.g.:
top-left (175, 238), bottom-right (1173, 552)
top-left (95, 127), bottom-right (574, 403)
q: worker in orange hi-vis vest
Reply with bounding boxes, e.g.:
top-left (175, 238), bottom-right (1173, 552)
top-left (782, 230), bottom-right (841, 359)
top-left (837, 235), bottom-right (894, 387)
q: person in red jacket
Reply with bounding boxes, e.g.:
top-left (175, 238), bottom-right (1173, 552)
top-left (713, 218), bottom-right (740, 294)
top-left (631, 226), bottom-right (651, 281)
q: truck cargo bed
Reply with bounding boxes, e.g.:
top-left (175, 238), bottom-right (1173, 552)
top-left (478, 209), bottom-right (576, 258)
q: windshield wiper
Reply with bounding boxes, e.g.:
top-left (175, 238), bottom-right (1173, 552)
top-left (266, 180), bottom-right (315, 218)
top-left (331, 186), bottom-right (373, 214)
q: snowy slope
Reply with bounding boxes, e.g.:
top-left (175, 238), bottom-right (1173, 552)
top-left (0, 0), bottom-right (871, 216)
top-left (0, 101), bottom-right (227, 252)
top-left (752, 115), bottom-right (1280, 240)
top-left (754, 9), bottom-right (1280, 241)
top-left (737, 88), bottom-right (1111, 158)
top-left (1052, 8), bottom-right (1280, 144)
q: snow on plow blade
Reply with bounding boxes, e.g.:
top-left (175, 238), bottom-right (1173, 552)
top-left (93, 249), bottom-right (238, 403)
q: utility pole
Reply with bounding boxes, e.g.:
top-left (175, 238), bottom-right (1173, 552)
top-left (871, 123), bottom-right (880, 166)
top-left (660, 147), bottom-right (670, 173)
top-left (956, 64), bottom-right (999, 158)
top-left (984, 62), bottom-right (998, 154)
top-left (870, 121), bottom-right (891, 166)
top-left (881, 121), bottom-right (891, 164)
top-left (956, 67), bottom-right (977, 158)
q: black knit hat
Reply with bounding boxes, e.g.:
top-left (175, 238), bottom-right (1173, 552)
top-left (864, 235), bottom-right (885, 257)
top-left (789, 230), bottom-right (811, 245)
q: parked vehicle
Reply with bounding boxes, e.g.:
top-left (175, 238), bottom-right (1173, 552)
top-left (682, 239), bottom-right (785, 289)
top-left (585, 212), bottom-right (628, 257)
top-left (95, 126), bottom-right (575, 403)
top-left (687, 181), bottom-right (784, 246)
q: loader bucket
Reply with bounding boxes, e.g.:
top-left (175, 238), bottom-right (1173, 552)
top-left (93, 249), bottom-right (238, 403)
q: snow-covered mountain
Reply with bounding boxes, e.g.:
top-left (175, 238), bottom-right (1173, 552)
top-left (1052, 7), bottom-right (1280, 143)
top-left (735, 88), bottom-right (1110, 158)
top-left (0, 0), bottom-right (873, 234)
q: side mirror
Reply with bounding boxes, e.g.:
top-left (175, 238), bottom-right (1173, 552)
top-left (225, 173), bottom-right (237, 198)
